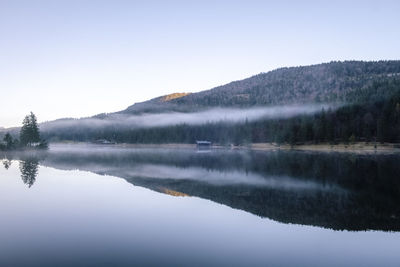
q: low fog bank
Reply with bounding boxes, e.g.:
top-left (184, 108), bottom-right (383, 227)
top-left (41, 104), bottom-right (335, 131)
top-left (48, 143), bottom-right (195, 155)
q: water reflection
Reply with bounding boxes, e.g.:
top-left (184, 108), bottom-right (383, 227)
top-left (19, 158), bottom-right (39, 188)
top-left (2, 144), bottom-right (400, 231)
top-left (2, 152), bottom-right (44, 188)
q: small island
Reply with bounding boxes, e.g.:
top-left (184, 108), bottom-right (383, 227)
top-left (0, 112), bottom-right (48, 151)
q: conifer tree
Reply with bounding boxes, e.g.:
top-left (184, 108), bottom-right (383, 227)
top-left (3, 133), bottom-right (14, 149)
top-left (20, 112), bottom-right (41, 146)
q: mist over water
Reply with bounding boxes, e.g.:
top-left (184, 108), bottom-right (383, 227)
top-left (41, 104), bottom-right (334, 131)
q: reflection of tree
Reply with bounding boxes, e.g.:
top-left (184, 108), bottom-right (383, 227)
top-left (2, 159), bottom-right (12, 170)
top-left (19, 158), bottom-right (39, 188)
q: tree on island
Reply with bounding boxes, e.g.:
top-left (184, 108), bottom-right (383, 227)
top-left (19, 112), bottom-right (48, 149)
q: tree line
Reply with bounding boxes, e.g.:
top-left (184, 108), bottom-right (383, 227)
top-left (0, 112), bottom-right (48, 151)
top-left (36, 62), bottom-right (400, 145)
top-left (41, 88), bottom-right (400, 145)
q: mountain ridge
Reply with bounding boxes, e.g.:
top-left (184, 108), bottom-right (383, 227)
top-left (3, 60), bottom-right (400, 145)
top-left (121, 60), bottom-right (400, 114)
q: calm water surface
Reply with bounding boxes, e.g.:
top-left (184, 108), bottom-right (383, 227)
top-left (0, 144), bottom-right (399, 266)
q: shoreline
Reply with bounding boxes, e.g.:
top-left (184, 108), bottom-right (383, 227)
top-left (249, 142), bottom-right (400, 154)
top-left (47, 141), bottom-right (400, 154)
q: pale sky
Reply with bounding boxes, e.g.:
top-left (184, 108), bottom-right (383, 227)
top-left (1, 0), bottom-right (399, 127)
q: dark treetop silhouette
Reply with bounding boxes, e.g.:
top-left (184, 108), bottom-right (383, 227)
top-left (1, 112), bottom-right (48, 151)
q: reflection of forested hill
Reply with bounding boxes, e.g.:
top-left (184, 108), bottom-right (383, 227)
top-left (23, 145), bottom-right (398, 232)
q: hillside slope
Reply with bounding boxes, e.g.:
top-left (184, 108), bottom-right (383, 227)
top-left (4, 60), bottom-right (400, 145)
top-left (122, 60), bottom-right (400, 114)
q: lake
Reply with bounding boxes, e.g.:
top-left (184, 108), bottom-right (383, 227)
top-left (1, 144), bottom-right (399, 266)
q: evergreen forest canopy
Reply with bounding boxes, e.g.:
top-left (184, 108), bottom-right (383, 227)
top-left (3, 60), bottom-right (400, 145)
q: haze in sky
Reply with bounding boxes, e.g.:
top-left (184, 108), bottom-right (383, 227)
top-left (1, 0), bottom-right (399, 127)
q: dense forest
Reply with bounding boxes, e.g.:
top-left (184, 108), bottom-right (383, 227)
top-left (3, 61), bottom-right (400, 145)
top-left (122, 60), bottom-right (400, 114)
top-left (41, 79), bottom-right (400, 145)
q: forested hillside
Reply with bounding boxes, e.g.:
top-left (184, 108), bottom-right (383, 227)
top-left (4, 61), bottom-right (400, 145)
top-left (122, 60), bottom-right (400, 114)
top-left (41, 82), bottom-right (400, 145)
